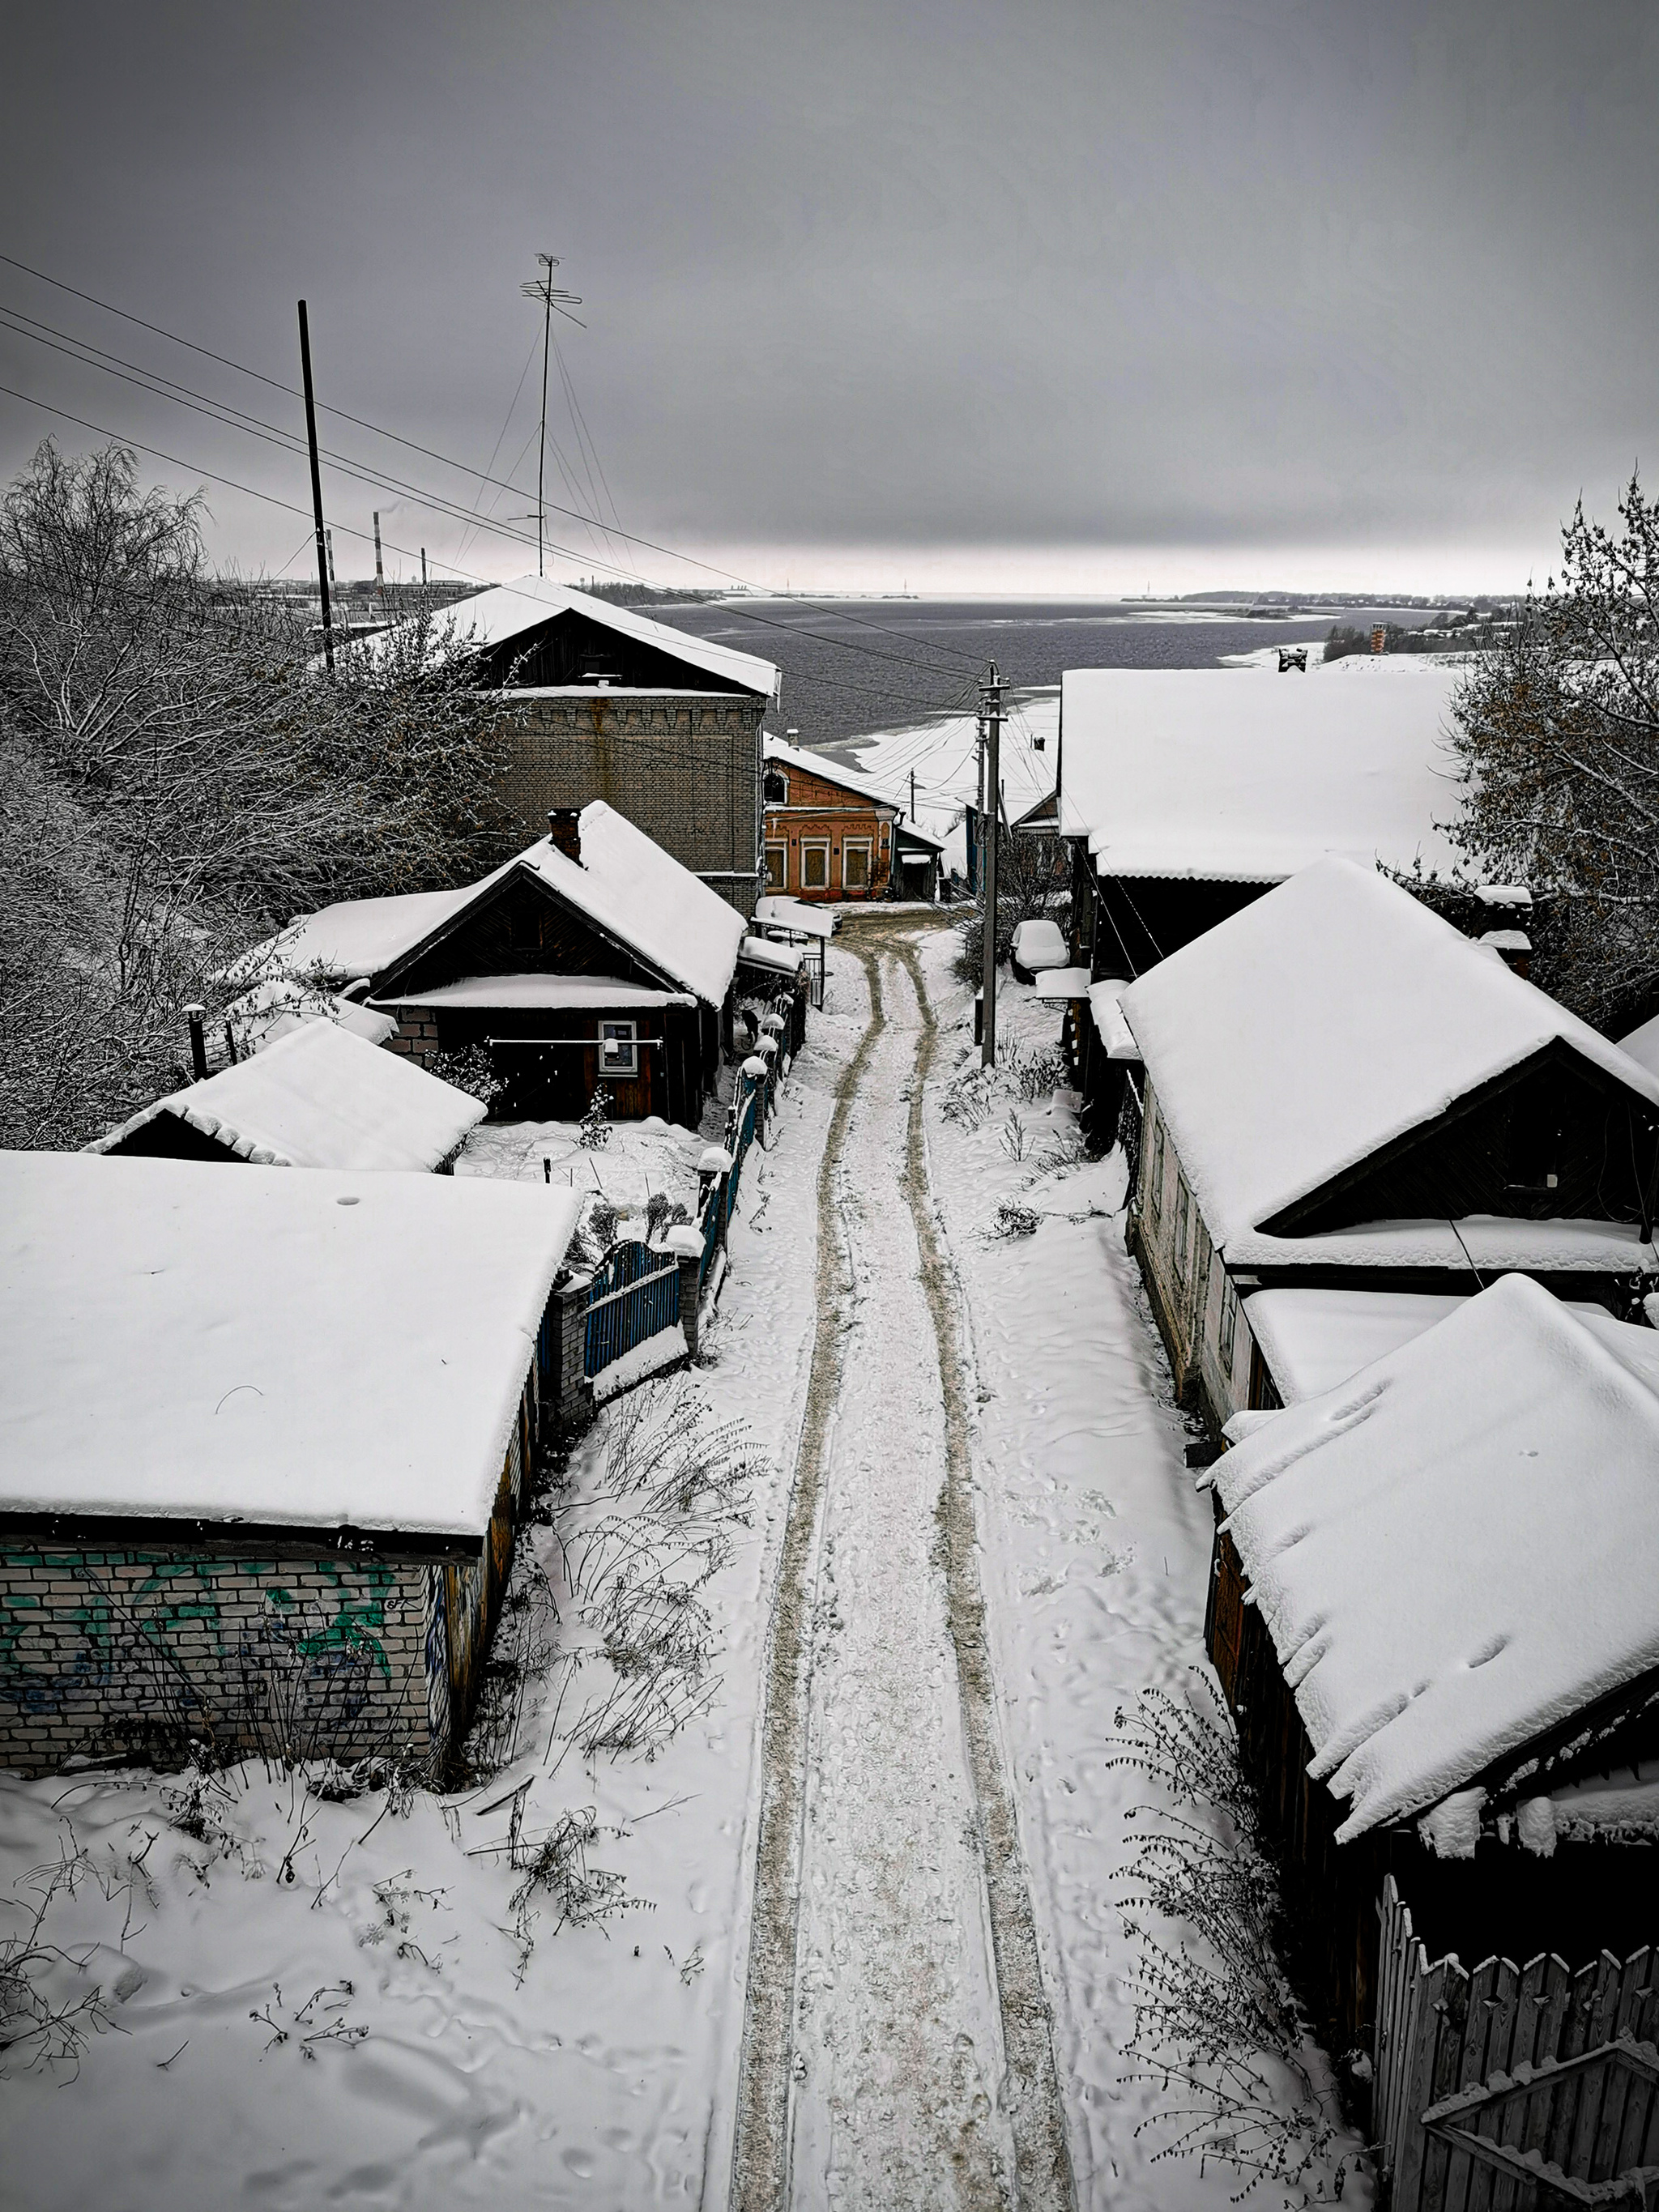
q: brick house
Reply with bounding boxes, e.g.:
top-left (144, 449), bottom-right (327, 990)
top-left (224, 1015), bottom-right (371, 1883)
top-left (1119, 859), bottom-right (1659, 1435)
top-left (761, 737), bottom-right (902, 902)
top-left (0, 1152), bottom-right (582, 1778)
top-left (360, 578), bottom-right (779, 918)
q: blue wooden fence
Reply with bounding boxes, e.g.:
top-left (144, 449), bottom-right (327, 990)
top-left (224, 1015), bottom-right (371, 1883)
top-left (583, 1239), bottom-right (682, 1377)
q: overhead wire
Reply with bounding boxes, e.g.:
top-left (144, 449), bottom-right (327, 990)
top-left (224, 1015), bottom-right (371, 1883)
top-left (0, 248), bottom-right (982, 669)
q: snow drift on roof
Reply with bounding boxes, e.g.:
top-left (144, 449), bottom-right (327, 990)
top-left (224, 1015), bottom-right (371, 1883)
top-left (87, 1020), bottom-right (485, 1172)
top-left (223, 977), bottom-right (397, 1055)
top-left (1214, 1272), bottom-right (1659, 1840)
top-left (765, 735), bottom-right (902, 812)
top-left (753, 895), bottom-right (837, 940)
top-left (1121, 858), bottom-right (1659, 1252)
top-left (1226, 1214), bottom-right (1659, 1274)
top-left (350, 576), bottom-right (778, 697)
top-left (737, 935), bottom-right (804, 976)
top-left (513, 803), bottom-right (744, 1008)
top-left (383, 973), bottom-right (690, 1012)
top-left (1057, 661), bottom-right (1463, 881)
top-left (0, 1152), bottom-right (582, 1537)
top-left (230, 880), bottom-right (488, 991)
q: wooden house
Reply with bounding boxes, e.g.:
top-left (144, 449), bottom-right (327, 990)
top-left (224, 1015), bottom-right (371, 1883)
top-left (1205, 1275), bottom-right (1659, 2195)
top-left (1056, 660), bottom-right (1465, 977)
top-left (0, 1152), bottom-right (582, 1777)
top-left (87, 1018), bottom-right (485, 1173)
top-left (1119, 859), bottom-right (1659, 1433)
top-left (239, 804), bottom-right (745, 1128)
top-left (761, 737), bottom-right (900, 901)
top-left (354, 578), bottom-right (779, 916)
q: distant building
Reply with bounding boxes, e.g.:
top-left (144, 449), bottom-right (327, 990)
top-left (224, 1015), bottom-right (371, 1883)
top-left (358, 578), bottom-right (779, 917)
top-left (0, 1153), bottom-right (581, 1776)
top-left (761, 737), bottom-right (903, 901)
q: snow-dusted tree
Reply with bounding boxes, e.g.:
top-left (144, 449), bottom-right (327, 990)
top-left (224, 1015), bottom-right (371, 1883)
top-left (0, 441), bottom-right (514, 1147)
top-left (1447, 473), bottom-right (1659, 1029)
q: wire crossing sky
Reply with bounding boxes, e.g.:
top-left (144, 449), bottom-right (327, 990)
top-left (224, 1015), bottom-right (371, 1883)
top-left (2, 0), bottom-right (1655, 595)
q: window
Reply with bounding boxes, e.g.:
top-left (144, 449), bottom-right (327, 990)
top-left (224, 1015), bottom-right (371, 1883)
top-left (1218, 1268), bottom-right (1240, 1375)
top-left (801, 841), bottom-right (829, 890)
top-left (1193, 1221), bottom-right (1213, 1338)
top-left (599, 1021), bottom-right (638, 1076)
top-left (762, 767), bottom-right (788, 804)
top-left (1147, 1109), bottom-right (1165, 1225)
top-left (843, 839), bottom-right (872, 891)
top-left (1171, 1171), bottom-right (1191, 1283)
top-left (765, 844), bottom-right (787, 890)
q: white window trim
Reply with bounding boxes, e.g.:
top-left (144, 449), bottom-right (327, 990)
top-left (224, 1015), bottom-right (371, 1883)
top-left (764, 842), bottom-right (787, 890)
top-left (599, 1019), bottom-right (638, 1077)
top-left (800, 838), bottom-right (830, 890)
top-left (763, 768), bottom-right (789, 805)
top-left (842, 837), bottom-right (873, 889)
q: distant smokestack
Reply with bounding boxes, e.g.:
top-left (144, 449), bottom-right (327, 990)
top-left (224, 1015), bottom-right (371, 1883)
top-left (547, 807), bottom-right (582, 863)
top-left (184, 1004), bottom-right (207, 1080)
top-left (373, 513), bottom-right (384, 594)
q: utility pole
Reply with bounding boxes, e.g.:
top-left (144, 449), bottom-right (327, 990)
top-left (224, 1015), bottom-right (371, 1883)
top-left (910, 769), bottom-right (916, 824)
top-left (420, 547), bottom-right (428, 587)
top-left (520, 254), bottom-right (582, 581)
top-left (297, 300), bottom-right (333, 674)
top-left (980, 661), bottom-right (1004, 1068)
top-left (373, 511), bottom-right (384, 600)
top-left (325, 528), bottom-right (336, 590)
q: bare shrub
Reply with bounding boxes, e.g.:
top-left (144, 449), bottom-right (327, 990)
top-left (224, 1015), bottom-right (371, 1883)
top-left (992, 1200), bottom-right (1041, 1238)
top-left (1107, 1681), bottom-right (1342, 2197)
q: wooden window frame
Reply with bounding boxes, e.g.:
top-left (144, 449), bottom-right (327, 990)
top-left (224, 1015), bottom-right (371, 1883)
top-left (842, 837), bottom-right (873, 891)
top-left (1172, 1170), bottom-right (1192, 1285)
top-left (800, 839), bottom-right (830, 890)
top-left (599, 1020), bottom-right (638, 1077)
top-left (764, 842), bottom-right (787, 891)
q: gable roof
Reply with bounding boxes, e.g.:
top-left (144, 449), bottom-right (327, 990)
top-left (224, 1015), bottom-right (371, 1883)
top-left (1620, 1008), bottom-right (1659, 1081)
top-left (1057, 660), bottom-right (1463, 883)
top-left (0, 1151), bottom-right (582, 1539)
top-left (376, 801), bottom-right (745, 1011)
top-left (764, 735), bottom-right (900, 813)
top-left (1214, 1272), bottom-right (1659, 1840)
top-left (229, 880), bottom-right (490, 993)
top-left (87, 1020), bottom-right (485, 1172)
top-left (1121, 857), bottom-right (1659, 1253)
top-left (355, 576), bottom-right (778, 698)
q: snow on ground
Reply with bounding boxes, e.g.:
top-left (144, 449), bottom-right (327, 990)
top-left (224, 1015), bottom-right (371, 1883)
top-left (457, 1103), bottom-right (711, 1225)
top-left (0, 1001), bottom-right (859, 2210)
top-left (915, 935), bottom-right (1369, 2209)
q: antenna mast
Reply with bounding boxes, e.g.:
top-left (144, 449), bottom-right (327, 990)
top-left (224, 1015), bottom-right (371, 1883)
top-left (520, 254), bottom-right (583, 580)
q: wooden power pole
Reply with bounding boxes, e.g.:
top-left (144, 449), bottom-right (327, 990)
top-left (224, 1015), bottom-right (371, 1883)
top-left (297, 300), bottom-right (333, 674)
top-left (980, 661), bottom-right (1004, 1068)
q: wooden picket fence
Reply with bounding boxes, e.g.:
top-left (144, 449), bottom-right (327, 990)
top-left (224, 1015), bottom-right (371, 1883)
top-left (1374, 1876), bottom-right (1659, 2210)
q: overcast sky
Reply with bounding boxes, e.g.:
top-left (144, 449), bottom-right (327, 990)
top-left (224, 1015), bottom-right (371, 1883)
top-left (2, 0), bottom-right (1654, 595)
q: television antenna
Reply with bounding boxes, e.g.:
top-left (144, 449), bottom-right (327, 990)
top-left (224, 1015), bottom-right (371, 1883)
top-left (520, 254), bottom-right (585, 578)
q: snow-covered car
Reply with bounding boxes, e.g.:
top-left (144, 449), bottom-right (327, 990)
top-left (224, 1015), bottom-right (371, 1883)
top-left (1009, 916), bottom-right (1068, 983)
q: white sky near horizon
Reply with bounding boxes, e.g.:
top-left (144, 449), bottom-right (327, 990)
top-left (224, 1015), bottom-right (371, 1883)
top-left (1, 0), bottom-right (1654, 599)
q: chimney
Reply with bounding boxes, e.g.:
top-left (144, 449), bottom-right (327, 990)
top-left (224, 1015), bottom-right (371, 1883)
top-left (184, 1003), bottom-right (208, 1080)
top-left (547, 807), bottom-right (582, 863)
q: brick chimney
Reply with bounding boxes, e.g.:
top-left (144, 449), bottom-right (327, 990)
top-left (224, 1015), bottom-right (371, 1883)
top-left (546, 807), bottom-right (582, 863)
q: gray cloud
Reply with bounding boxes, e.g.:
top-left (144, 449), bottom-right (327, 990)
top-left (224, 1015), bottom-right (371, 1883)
top-left (1, 0), bottom-right (1654, 586)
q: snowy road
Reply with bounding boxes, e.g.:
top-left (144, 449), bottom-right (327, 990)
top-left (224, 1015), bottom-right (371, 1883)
top-left (730, 918), bottom-right (1072, 2212)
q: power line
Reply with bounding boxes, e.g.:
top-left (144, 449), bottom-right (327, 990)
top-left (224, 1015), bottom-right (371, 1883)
top-left (0, 249), bottom-right (982, 669)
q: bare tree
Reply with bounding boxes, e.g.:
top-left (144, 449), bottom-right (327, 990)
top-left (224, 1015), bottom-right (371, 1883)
top-left (1446, 471), bottom-right (1659, 1029)
top-left (0, 441), bottom-right (515, 1147)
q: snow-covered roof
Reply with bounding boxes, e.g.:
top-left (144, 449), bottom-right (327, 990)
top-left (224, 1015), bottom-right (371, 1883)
top-left (1228, 1213), bottom-right (1659, 1275)
top-left (0, 1152), bottom-right (582, 1538)
top-left (1088, 978), bottom-right (1139, 1059)
top-left (352, 575), bottom-right (778, 698)
top-left (231, 881), bottom-right (485, 991)
top-left (224, 977), bottom-right (398, 1055)
top-left (1057, 661), bottom-right (1464, 881)
top-left (1034, 966), bottom-right (1093, 1001)
top-left (753, 895), bottom-right (837, 941)
top-left (87, 1020), bottom-right (485, 1172)
top-left (385, 973), bottom-right (691, 1012)
top-left (1214, 1272), bottom-right (1659, 1840)
top-left (1619, 1010), bottom-right (1659, 1081)
top-left (737, 934), bottom-right (804, 976)
top-left (1244, 1288), bottom-right (1482, 1404)
top-left (1122, 858), bottom-right (1659, 1253)
top-left (505, 805), bottom-right (743, 1008)
top-left (765, 736), bottom-right (900, 812)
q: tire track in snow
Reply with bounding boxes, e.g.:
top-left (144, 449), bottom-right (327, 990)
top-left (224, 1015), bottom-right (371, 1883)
top-left (728, 918), bottom-right (1073, 2212)
top-left (728, 948), bottom-right (888, 2212)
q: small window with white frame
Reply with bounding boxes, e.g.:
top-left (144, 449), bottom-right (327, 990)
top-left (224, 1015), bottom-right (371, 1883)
top-left (599, 1020), bottom-right (638, 1076)
top-left (842, 838), bottom-right (872, 891)
top-left (801, 840), bottom-right (830, 890)
top-left (765, 843), bottom-right (787, 890)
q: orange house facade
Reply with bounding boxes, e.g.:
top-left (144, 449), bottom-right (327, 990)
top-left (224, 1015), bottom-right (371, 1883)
top-left (761, 740), bottom-right (898, 903)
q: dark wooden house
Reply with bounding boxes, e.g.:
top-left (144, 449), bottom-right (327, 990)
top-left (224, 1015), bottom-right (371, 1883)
top-left (1205, 1275), bottom-right (1659, 2201)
